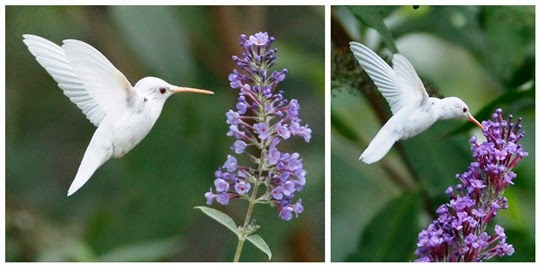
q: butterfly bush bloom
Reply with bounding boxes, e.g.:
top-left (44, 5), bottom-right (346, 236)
top-left (415, 108), bottom-right (527, 262)
top-left (205, 32), bottom-right (311, 220)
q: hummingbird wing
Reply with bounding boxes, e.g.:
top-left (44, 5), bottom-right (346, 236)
top-left (23, 34), bottom-right (106, 127)
top-left (349, 42), bottom-right (428, 114)
top-left (392, 53), bottom-right (429, 105)
top-left (61, 38), bottom-right (136, 121)
top-left (22, 34), bottom-right (137, 126)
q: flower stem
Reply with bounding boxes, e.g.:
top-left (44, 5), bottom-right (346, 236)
top-left (233, 135), bottom-right (267, 262)
top-left (233, 180), bottom-right (261, 262)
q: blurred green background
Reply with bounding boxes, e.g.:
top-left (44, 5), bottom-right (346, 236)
top-left (331, 6), bottom-right (534, 262)
top-left (6, 6), bottom-right (324, 261)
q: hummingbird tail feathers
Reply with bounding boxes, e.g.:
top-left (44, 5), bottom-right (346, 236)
top-left (67, 137), bottom-right (112, 196)
top-left (359, 127), bottom-right (399, 164)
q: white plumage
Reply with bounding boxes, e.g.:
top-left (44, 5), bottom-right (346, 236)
top-left (23, 34), bottom-right (214, 196)
top-left (349, 42), bottom-right (483, 164)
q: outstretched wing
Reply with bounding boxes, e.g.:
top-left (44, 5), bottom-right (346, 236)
top-left (62, 39), bottom-right (136, 120)
top-left (23, 34), bottom-right (136, 126)
top-left (23, 34), bottom-right (105, 126)
top-left (392, 53), bottom-right (429, 107)
top-left (349, 42), bottom-right (428, 114)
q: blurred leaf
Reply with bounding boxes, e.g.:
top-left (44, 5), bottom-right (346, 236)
top-left (505, 55), bottom-right (535, 89)
top-left (195, 206), bottom-right (239, 237)
top-left (98, 236), bottom-right (180, 261)
top-left (445, 86), bottom-right (534, 136)
top-left (393, 7), bottom-right (487, 54)
top-left (109, 6), bottom-right (194, 81)
top-left (392, 7), bottom-right (493, 74)
top-left (331, 112), bottom-right (361, 143)
top-left (347, 6), bottom-right (399, 53)
top-left (38, 240), bottom-right (96, 262)
top-left (482, 6), bottom-right (535, 86)
top-left (393, 6), bottom-right (535, 89)
top-left (330, 136), bottom-right (403, 261)
top-left (280, 44), bottom-right (324, 86)
top-left (347, 190), bottom-right (422, 261)
top-left (7, 208), bottom-right (97, 262)
top-left (246, 234), bottom-right (272, 260)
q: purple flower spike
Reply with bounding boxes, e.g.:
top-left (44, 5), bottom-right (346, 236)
top-left (415, 108), bottom-right (527, 262)
top-left (204, 32), bottom-right (311, 221)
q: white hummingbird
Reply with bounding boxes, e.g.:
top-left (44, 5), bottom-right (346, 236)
top-left (23, 34), bottom-right (214, 196)
top-left (349, 42), bottom-right (483, 164)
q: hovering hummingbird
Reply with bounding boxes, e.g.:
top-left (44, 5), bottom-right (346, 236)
top-left (349, 42), bottom-right (483, 164)
top-left (23, 34), bottom-right (214, 196)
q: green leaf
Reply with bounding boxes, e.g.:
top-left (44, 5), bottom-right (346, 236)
top-left (195, 207), bottom-right (272, 260)
top-left (346, 190), bottom-right (422, 261)
top-left (246, 234), bottom-right (272, 260)
top-left (194, 206), bottom-right (239, 237)
top-left (347, 6), bottom-right (399, 53)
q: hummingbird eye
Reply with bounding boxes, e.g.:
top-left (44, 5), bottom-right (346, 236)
top-left (159, 87), bottom-right (167, 94)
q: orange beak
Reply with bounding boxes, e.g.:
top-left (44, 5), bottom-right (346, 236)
top-left (172, 87), bottom-right (214, 95)
top-left (467, 114), bottom-right (484, 130)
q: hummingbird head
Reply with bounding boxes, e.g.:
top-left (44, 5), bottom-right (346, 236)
top-left (441, 97), bottom-right (483, 130)
top-left (135, 77), bottom-right (214, 103)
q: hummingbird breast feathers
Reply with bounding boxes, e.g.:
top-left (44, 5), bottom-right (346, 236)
top-left (109, 106), bottom-right (158, 158)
